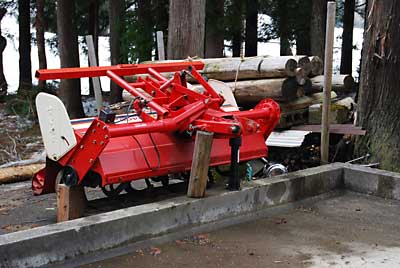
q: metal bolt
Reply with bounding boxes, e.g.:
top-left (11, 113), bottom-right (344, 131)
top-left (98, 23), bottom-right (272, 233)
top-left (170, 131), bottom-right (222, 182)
top-left (97, 122), bottom-right (100, 127)
top-left (105, 135), bottom-right (109, 139)
top-left (80, 145), bottom-right (84, 149)
top-left (103, 126), bottom-right (107, 130)
top-left (100, 141), bottom-right (104, 145)
top-left (92, 129), bottom-right (96, 133)
top-left (89, 159), bottom-right (94, 164)
top-left (93, 140), bottom-right (97, 144)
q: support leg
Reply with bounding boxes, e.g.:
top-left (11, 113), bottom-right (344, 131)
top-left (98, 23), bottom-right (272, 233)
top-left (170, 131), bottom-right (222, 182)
top-left (187, 131), bottom-right (214, 198)
top-left (57, 184), bottom-right (86, 222)
top-left (228, 137), bottom-right (242, 191)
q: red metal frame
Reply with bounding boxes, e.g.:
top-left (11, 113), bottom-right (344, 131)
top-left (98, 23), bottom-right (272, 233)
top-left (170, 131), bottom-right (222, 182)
top-left (32, 62), bottom-right (281, 195)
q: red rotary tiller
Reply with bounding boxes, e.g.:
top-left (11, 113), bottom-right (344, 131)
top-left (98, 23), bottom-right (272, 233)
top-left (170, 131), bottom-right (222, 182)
top-left (32, 61), bottom-right (280, 196)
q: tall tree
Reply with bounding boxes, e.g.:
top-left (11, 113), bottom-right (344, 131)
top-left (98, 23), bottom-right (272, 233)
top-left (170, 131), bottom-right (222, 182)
top-left (0, 8), bottom-right (7, 96)
top-left (108, 0), bottom-right (125, 103)
top-left (137, 0), bottom-right (153, 62)
top-left (245, 0), bottom-right (258, 57)
top-left (205, 0), bottom-right (224, 58)
top-left (356, 0), bottom-right (400, 172)
top-left (36, 0), bottom-right (47, 90)
top-left (167, 0), bottom-right (206, 59)
top-left (18, 0), bottom-right (32, 93)
top-left (228, 0), bottom-right (244, 57)
top-left (277, 0), bottom-right (292, 56)
top-left (57, 0), bottom-right (85, 118)
top-left (340, 0), bottom-right (355, 74)
top-left (295, 0), bottom-right (312, 55)
top-left (310, 0), bottom-right (328, 59)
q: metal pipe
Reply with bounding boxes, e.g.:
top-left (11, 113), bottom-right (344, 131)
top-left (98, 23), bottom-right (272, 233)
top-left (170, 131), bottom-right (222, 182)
top-left (106, 70), bottom-right (169, 117)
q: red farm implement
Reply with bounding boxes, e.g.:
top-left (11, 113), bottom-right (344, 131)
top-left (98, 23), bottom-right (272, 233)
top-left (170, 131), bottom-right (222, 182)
top-left (32, 61), bottom-right (280, 196)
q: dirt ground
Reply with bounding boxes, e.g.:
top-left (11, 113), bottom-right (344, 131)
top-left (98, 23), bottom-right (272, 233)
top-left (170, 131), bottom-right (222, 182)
top-left (80, 192), bottom-right (400, 268)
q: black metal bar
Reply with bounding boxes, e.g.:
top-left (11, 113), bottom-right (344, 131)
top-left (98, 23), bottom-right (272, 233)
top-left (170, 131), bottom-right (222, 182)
top-left (228, 136), bottom-right (242, 190)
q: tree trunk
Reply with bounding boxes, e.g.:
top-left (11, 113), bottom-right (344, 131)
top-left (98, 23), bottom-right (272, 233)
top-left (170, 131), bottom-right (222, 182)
top-left (205, 0), bottom-right (224, 58)
top-left (295, 1), bottom-right (312, 55)
top-left (356, 0), bottom-right (400, 172)
top-left (57, 0), bottom-right (84, 118)
top-left (18, 0), bottom-right (32, 94)
top-left (230, 0), bottom-right (243, 57)
top-left (137, 0), bottom-right (153, 62)
top-left (310, 0), bottom-right (328, 60)
top-left (278, 0), bottom-right (292, 56)
top-left (167, 0), bottom-right (206, 60)
top-left (109, 0), bottom-right (125, 104)
top-left (36, 0), bottom-right (47, 90)
top-left (0, 8), bottom-right (7, 96)
top-left (245, 0), bottom-right (258, 57)
top-left (340, 0), bottom-right (355, 74)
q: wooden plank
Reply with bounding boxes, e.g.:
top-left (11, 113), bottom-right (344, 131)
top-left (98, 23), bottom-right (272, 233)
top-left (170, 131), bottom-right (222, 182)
top-left (156, 31), bottom-right (165, 61)
top-left (57, 184), bottom-right (86, 222)
top-left (85, 35), bottom-right (103, 114)
top-left (187, 131), bottom-right (214, 198)
top-left (292, 124), bottom-right (366, 136)
top-left (321, 2), bottom-right (336, 164)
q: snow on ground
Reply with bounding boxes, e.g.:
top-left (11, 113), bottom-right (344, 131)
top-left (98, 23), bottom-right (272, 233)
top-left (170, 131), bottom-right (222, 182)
top-left (2, 13), bottom-right (364, 94)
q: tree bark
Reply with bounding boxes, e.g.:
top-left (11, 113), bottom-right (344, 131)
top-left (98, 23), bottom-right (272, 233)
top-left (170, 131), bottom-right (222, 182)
top-left (57, 0), bottom-right (85, 118)
top-left (245, 0), bottom-right (258, 57)
top-left (295, 1), bottom-right (312, 55)
top-left (0, 8), bottom-right (7, 96)
top-left (109, 0), bottom-right (125, 103)
top-left (230, 0), bottom-right (243, 57)
top-left (137, 0), bottom-right (153, 62)
top-left (310, 0), bottom-right (328, 60)
top-left (167, 0), bottom-right (206, 60)
top-left (340, 0), bottom-right (355, 74)
top-left (36, 0), bottom-right (47, 90)
top-left (278, 0), bottom-right (292, 56)
top-left (18, 0), bottom-right (32, 94)
top-left (356, 0), bottom-right (400, 172)
top-left (205, 0), bottom-right (224, 58)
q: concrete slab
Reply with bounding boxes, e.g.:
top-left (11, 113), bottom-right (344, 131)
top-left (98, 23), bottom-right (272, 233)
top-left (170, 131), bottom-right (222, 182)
top-left (0, 164), bottom-right (344, 268)
top-left (80, 192), bottom-right (400, 268)
top-left (2, 162), bottom-right (400, 268)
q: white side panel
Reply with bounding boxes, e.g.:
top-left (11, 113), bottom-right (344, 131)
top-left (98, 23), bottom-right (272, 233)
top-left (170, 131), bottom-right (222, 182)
top-left (36, 93), bottom-right (77, 161)
top-left (208, 79), bottom-right (239, 112)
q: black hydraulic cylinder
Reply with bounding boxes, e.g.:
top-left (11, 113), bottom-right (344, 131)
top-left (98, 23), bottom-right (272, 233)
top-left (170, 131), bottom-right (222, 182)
top-left (228, 136), bottom-right (242, 190)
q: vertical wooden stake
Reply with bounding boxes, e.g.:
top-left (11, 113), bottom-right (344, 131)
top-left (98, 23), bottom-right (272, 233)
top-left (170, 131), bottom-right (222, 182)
top-left (156, 31), bottom-right (166, 61)
top-left (187, 131), bottom-right (214, 198)
top-left (321, 1), bottom-right (336, 164)
top-left (57, 184), bottom-right (86, 222)
top-left (85, 35), bottom-right (103, 114)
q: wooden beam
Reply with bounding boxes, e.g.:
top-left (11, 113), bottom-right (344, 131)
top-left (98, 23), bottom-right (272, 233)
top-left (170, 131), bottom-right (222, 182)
top-left (321, 2), bottom-right (336, 164)
top-left (156, 31), bottom-right (165, 61)
top-left (187, 131), bottom-right (214, 198)
top-left (57, 184), bottom-right (86, 222)
top-left (85, 35), bottom-right (103, 114)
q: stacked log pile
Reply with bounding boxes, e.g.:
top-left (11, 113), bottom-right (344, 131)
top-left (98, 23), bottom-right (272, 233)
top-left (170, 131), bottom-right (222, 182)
top-left (125, 56), bottom-right (356, 129)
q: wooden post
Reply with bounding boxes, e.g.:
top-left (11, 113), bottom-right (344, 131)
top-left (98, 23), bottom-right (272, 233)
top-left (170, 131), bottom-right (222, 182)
top-left (156, 31), bottom-right (165, 61)
top-left (321, 2), bottom-right (336, 164)
top-left (187, 131), bottom-right (214, 198)
top-left (85, 35), bottom-right (103, 114)
top-left (57, 184), bottom-right (86, 222)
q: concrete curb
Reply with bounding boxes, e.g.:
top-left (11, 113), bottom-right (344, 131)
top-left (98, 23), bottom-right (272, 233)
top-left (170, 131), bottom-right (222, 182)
top-left (3, 162), bottom-right (400, 268)
top-left (0, 163), bottom-right (344, 268)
